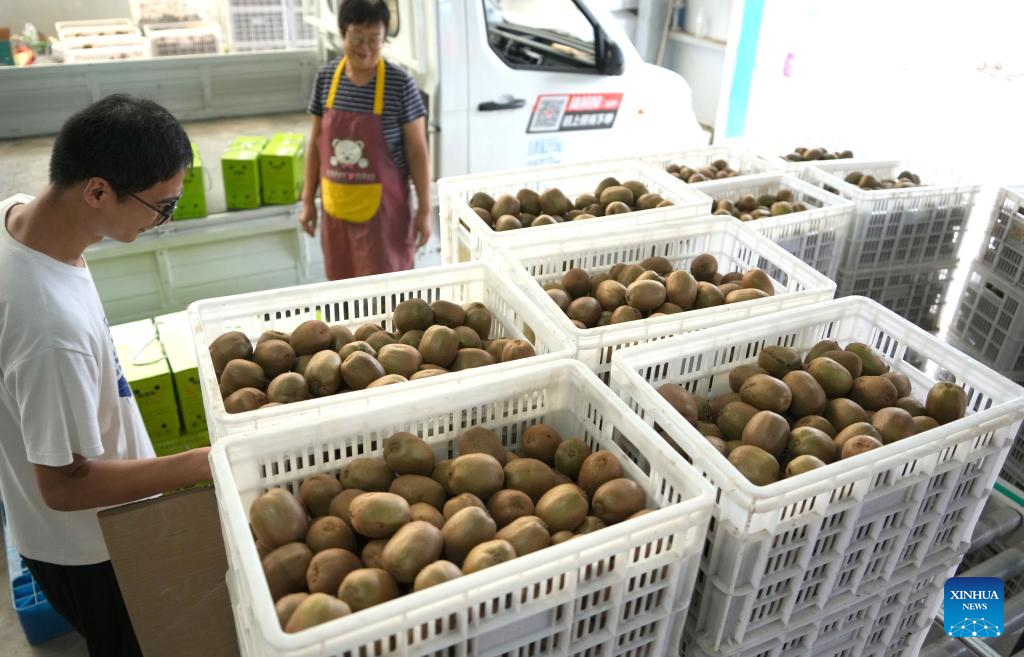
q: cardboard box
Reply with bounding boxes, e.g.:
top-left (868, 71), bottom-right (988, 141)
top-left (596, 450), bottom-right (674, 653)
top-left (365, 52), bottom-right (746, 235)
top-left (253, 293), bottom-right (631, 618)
top-left (174, 143), bottom-right (207, 220)
top-left (140, 407), bottom-right (181, 442)
top-left (98, 487), bottom-right (240, 657)
top-left (110, 320), bottom-right (177, 419)
top-left (259, 132), bottom-right (305, 205)
top-left (155, 312), bottom-right (208, 436)
top-left (222, 136), bottom-right (267, 210)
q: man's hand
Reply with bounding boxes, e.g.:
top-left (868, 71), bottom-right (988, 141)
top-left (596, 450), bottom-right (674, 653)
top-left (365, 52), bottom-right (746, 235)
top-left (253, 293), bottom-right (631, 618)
top-left (300, 200), bottom-right (318, 237)
top-left (414, 207), bottom-right (431, 249)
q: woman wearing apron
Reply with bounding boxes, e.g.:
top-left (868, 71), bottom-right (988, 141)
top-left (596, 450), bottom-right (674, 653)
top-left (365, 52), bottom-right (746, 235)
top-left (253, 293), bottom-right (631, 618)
top-left (300, 0), bottom-right (431, 280)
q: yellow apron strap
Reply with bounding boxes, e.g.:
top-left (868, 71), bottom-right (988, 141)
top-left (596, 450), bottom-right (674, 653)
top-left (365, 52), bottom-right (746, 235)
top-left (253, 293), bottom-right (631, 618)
top-left (326, 56), bottom-right (347, 109)
top-left (373, 57), bottom-right (385, 115)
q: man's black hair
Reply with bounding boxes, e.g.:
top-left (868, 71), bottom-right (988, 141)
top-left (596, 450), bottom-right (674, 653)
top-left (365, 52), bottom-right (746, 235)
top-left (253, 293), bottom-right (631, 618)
top-left (338, 0), bottom-right (391, 35)
top-left (49, 94), bottom-right (192, 198)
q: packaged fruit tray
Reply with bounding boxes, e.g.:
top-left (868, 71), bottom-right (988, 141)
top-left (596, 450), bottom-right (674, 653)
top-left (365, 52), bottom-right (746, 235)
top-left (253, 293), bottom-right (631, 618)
top-left (210, 359), bottom-right (714, 657)
top-left (979, 186), bottom-right (1024, 292)
top-left (690, 171), bottom-right (854, 279)
top-left (503, 215), bottom-right (836, 380)
top-left (609, 296), bottom-right (1024, 651)
top-left (803, 158), bottom-right (979, 271)
top-left (678, 559), bottom-right (954, 657)
top-left (437, 158), bottom-right (712, 264)
top-left (835, 258), bottom-right (957, 332)
top-left (640, 144), bottom-right (784, 183)
top-left (188, 262), bottom-right (573, 441)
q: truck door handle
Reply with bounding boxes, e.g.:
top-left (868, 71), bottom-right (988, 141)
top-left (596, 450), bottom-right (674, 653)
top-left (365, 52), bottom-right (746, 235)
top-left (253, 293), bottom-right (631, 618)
top-left (478, 97), bottom-right (526, 111)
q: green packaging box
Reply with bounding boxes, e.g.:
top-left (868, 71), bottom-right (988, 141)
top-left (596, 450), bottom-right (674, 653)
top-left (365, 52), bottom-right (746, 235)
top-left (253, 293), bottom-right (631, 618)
top-left (110, 319), bottom-right (178, 423)
top-left (222, 136), bottom-right (268, 210)
top-left (155, 312), bottom-right (208, 436)
top-left (260, 133), bottom-right (305, 205)
top-left (174, 143), bottom-right (207, 220)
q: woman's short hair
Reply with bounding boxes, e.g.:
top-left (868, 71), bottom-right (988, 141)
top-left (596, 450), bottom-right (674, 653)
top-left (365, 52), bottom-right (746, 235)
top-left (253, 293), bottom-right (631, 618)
top-left (338, 0), bottom-right (391, 35)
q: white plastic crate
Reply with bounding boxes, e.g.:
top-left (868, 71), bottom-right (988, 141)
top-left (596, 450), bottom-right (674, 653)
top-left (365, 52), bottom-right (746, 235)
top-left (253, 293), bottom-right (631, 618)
top-left (1004, 431), bottom-right (1024, 491)
top-left (803, 159), bottom-right (979, 271)
top-left (143, 21), bottom-right (222, 56)
top-left (640, 145), bottom-right (784, 181)
top-left (61, 36), bottom-right (152, 63)
top-left (609, 296), bottom-right (1024, 650)
top-left (956, 480), bottom-right (1024, 599)
top-left (690, 171), bottom-right (855, 279)
top-left (858, 561), bottom-right (955, 657)
top-left (131, 0), bottom-right (208, 25)
top-left (438, 159), bottom-right (713, 264)
top-left (979, 186), bottom-right (1024, 291)
top-left (224, 0), bottom-right (315, 51)
top-left (949, 261), bottom-right (1024, 372)
top-left (211, 359), bottom-right (715, 657)
top-left (286, 0), bottom-right (316, 48)
top-left (55, 18), bottom-right (139, 41)
top-left (835, 258), bottom-right (958, 332)
top-left (188, 262), bottom-right (574, 441)
top-left (678, 560), bottom-right (954, 657)
top-left (502, 215), bottom-right (836, 380)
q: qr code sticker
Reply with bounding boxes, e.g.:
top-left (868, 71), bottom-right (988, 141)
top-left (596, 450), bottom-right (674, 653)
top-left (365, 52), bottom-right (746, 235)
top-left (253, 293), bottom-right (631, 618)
top-left (528, 96), bottom-right (567, 132)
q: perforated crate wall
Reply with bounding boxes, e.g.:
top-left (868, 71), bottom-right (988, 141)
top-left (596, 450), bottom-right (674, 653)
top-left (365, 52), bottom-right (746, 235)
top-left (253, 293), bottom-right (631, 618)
top-left (949, 261), bottom-right (1024, 372)
top-left (835, 259), bottom-right (957, 332)
top-left (979, 186), bottom-right (1024, 292)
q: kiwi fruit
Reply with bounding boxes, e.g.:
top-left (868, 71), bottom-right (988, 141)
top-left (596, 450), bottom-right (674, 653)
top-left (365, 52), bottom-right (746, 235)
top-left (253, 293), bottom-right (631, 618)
top-left (220, 359), bottom-right (268, 396)
top-left (337, 568), bottom-right (399, 612)
top-left (210, 331), bottom-right (253, 376)
top-left (267, 372), bottom-right (310, 404)
top-left (253, 339), bottom-right (297, 379)
top-left (340, 352), bottom-right (386, 391)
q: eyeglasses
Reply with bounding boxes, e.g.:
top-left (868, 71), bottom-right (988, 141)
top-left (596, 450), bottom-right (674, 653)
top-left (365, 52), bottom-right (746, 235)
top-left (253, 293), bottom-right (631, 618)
top-left (127, 189), bottom-right (183, 227)
top-left (345, 35), bottom-right (385, 50)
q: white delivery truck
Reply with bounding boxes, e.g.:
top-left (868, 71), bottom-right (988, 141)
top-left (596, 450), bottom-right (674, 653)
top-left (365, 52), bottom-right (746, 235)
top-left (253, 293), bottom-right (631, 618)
top-left (309, 0), bottom-right (708, 177)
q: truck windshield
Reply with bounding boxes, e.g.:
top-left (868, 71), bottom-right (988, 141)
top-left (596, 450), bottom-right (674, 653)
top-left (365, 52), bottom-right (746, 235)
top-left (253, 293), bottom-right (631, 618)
top-left (483, 0), bottom-right (597, 71)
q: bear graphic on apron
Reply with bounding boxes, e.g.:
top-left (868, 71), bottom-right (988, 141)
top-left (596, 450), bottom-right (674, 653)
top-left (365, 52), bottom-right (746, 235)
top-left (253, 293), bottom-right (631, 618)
top-left (319, 57), bottom-right (415, 280)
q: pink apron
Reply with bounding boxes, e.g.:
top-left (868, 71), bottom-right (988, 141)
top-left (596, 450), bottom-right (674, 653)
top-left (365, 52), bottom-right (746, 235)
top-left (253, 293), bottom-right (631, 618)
top-left (319, 56), bottom-right (414, 280)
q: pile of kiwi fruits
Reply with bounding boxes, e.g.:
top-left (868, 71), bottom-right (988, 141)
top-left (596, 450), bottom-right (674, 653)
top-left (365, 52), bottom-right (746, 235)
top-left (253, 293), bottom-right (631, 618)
top-left (654, 339), bottom-right (968, 486)
top-left (210, 299), bottom-right (536, 414)
top-left (782, 146), bottom-right (854, 162)
top-left (543, 255), bottom-right (776, 329)
top-left (665, 158), bottom-right (743, 184)
top-left (711, 188), bottom-right (810, 222)
top-left (840, 170), bottom-right (925, 190)
top-left (250, 425), bottom-right (649, 632)
top-left (467, 177), bottom-right (674, 231)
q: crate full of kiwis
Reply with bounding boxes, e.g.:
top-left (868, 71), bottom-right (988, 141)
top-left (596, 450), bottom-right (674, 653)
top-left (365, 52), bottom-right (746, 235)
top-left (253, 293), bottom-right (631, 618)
top-left (802, 158), bottom-right (980, 271)
top-left (211, 359), bottom-right (714, 657)
top-left (437, 158), bottom-right (712, 264)
top-left (188, 262), bottom-right (574, 441)
top-left (690, 171), bottom-right (855, 279)
top-left (641, 144), bottom-right (784, 184)
top-left (502, 214), bottom-right (836, 379)
top-left (610, 296), bottom-right (1024, 650)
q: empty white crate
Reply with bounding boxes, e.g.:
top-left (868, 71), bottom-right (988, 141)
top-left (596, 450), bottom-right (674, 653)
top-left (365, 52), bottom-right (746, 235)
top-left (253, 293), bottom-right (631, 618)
top-left (224, 0), bottom-right (314, 51)
top-left (949, 260), bottom-right (1024, 373)
top-left (211, 359), bottom-right (715, 657)
top-left (609, 296), bottom-right (1024, 650)
top-left (503, 215), bottom-right (836, 380)
top-left (188, 262), bottom-right (574, 441)
top-left (55, 18), bottom-right (140, 40)
top-left (835, 258), bottom-right (958, 332)
top-left (56, 19), bottom-right (150, 63)
top-left (690, 171), bottom-right (854, 279)
top-left (438, 159), bottom-right (713, 264)
top-left (805, 159), bottom-right (979, 270)
top-left (143, 21), bottom-right (222, 56)
top-left (640, 145), bottom-right (784, 181)
top-left (979, 186), bottom-right (1024, 292)
top-left (131, 0), bottom-right (208, 24)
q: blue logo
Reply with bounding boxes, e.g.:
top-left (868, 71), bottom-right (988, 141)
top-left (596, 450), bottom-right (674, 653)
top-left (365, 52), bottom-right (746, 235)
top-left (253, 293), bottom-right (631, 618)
top-left (945, 577), bottom-right (1004, 637)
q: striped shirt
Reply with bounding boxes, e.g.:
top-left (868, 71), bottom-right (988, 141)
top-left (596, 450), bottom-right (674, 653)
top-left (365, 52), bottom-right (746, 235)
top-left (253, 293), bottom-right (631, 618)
top-left (308, 57), bottom-right (426, 174)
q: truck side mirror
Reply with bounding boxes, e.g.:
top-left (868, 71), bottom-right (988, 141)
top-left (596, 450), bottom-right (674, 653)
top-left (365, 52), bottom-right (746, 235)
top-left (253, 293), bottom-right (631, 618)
top-left (598, 38), bottom-right (624, 76)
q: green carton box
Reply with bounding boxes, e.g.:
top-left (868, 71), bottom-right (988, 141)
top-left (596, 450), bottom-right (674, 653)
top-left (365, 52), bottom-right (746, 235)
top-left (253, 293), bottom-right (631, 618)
top-left (222, 136), bottom-right (268, 210)
top-left (155, 312), bottom-right (208, 436)
top-left (260, 133), bottom-right (305, 205)
top-left (174, 143), bottom-right (207, 220)
top-left (142, 407), bottom-right (182, 443)
top-left (110, 319), bottom-right (178, 425)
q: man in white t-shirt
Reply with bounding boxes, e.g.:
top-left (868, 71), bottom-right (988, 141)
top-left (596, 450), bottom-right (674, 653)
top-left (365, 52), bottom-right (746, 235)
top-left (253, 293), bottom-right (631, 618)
top-left (0, 94), bottom-right (212, 656)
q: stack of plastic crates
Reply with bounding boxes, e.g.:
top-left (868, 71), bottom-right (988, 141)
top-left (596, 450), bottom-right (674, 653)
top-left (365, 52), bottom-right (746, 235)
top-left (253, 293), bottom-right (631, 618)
top-left (224, 0), bottom-right (315, 52)
top-left (609, 296), bottom-right (1024, 657)
top-left (131, 0), bottom-right (208, 25)
top-left (800, 159), bottom-right (980, 331)
top-left (2, 508), bottom-right (74, 645)
top-left (143, 22), bottom-right (223, 56)
top-left (55, 18), bottom-right (150, 63)
top-left (949, 186), bottom-right (1024, 490)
